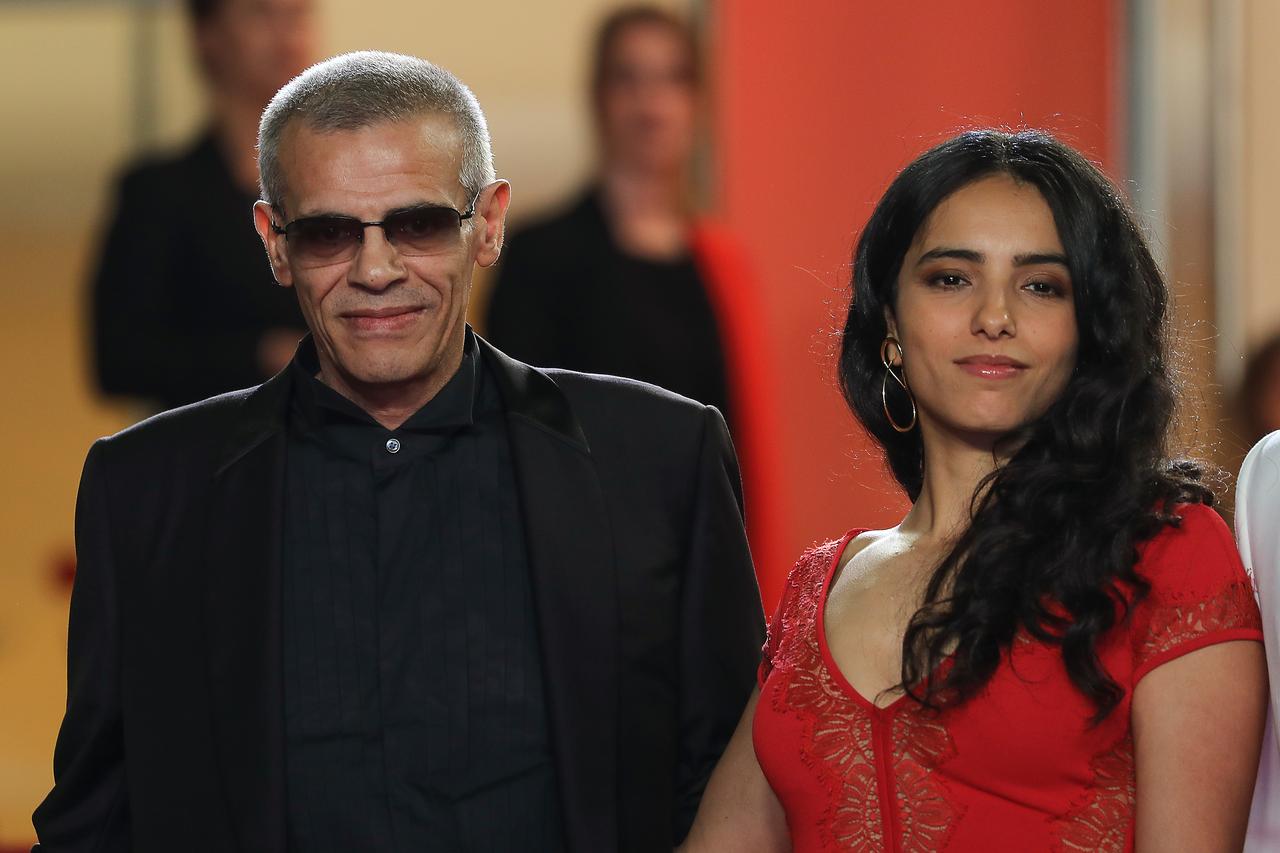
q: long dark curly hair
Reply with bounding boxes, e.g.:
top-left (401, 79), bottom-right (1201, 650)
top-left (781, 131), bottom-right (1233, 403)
top-left (839, 129), bottom-right (1212, 721)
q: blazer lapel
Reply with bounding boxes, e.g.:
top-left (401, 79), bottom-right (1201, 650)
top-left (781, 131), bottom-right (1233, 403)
top-left (202, 371), bottom-right (291, 853)
top-left (480, 338), bottom-right (621, 853)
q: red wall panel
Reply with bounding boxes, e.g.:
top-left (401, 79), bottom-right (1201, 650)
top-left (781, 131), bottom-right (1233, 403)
top-left (710, 2), bottom-right (1121, 608)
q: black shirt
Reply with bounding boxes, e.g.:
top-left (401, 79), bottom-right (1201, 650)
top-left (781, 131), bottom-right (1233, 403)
top-left (91, 129), bottom-right (305, 410)
top-left (485, 188), bottom-right (733, 428)
top-left (280, 332), bottom-right (564, 852)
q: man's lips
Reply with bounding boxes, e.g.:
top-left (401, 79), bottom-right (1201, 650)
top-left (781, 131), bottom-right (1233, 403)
top-left (954, 354), bottom-right (1029, 379)
top-left (340, 306), bottom-right (426, 332)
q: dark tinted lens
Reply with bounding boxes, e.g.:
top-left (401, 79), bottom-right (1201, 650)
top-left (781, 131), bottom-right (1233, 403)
top-left (384, 207), bottom-right (460, 254)
top-left (287, 217), bottom-right (363, 265)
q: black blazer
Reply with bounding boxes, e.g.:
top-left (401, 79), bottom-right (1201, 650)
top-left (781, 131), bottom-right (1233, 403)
top-left (91, 130), bottom-right (305, 410)
top-left (33, 338), bottom-right (764, 853)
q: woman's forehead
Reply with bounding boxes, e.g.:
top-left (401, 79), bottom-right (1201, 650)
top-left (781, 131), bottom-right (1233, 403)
top-left (909, 176), bottom-right (1063, 261)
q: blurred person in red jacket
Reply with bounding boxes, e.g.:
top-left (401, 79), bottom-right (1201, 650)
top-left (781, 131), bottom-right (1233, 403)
top-left (487, 4), bottom-right (782, 573)
top-left (90, 0), bottom-right (316, 412)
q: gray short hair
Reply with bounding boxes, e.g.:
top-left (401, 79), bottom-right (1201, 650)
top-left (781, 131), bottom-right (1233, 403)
top-left (258, 51), bottom-right (496, 211)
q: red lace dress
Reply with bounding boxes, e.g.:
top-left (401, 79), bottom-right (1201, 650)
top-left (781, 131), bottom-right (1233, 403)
top-left (753, 504), bottom-right (1263, 852)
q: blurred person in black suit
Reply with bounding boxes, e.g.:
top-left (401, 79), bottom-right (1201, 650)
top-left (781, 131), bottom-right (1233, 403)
top-left (90, 0), bottom-right (315, 411)
top-left (35, 51), bottom-right (763, 853)
top-left (485, 5), bottom-right (737, 428)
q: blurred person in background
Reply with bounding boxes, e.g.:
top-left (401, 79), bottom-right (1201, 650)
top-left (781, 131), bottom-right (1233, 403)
top-left (486, 5), bottom-right (784, 577)
top-left (1239, 333), bottom-right (1280, 446)
top-left (486, 4), bottom-right (734, 425)
top-left (90, 0), bottom-right (315, 412)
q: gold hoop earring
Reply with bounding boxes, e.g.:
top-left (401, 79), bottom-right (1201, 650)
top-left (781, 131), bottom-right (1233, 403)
top-left (880, 336), bottom-right (917, 433)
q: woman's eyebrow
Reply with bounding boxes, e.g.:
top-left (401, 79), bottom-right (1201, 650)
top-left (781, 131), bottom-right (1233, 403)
top-left (915, 247), bottom-right (983, 265)
top-left (914, 247), bottom-right (1069, 268)
top-left (1012, 251), bottom-right (1069, 268)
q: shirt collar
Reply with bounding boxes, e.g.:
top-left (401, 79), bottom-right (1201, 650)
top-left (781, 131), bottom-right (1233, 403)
top-left (289, 328), bottom-right (480, 434)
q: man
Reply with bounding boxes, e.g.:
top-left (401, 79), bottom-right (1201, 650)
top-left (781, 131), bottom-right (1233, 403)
top-left (91, 0), bottom-right (315, 411)
top-left (34, 52), bottom-right (763, 853)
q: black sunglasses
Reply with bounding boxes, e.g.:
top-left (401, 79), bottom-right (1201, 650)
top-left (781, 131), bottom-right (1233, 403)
top-left (271, 194), bottom-right (478, 268)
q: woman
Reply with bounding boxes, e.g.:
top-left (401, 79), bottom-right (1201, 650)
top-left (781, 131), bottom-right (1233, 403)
top-left (682, 130), bottom-right (1267, 852)
top-left (486, 4), bottom-right (732, 420)
top-left (485, 4), bottom-right (786, 580)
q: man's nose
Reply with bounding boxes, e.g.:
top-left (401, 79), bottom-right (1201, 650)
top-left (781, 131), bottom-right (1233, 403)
top-left (348, 225), bottom-right (407, 292)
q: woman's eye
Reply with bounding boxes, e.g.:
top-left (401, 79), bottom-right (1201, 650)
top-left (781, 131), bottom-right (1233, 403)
top-left (1025, 279), bottom-right (1062, 296)
top-left (930, 274), bottom-right (967, 288)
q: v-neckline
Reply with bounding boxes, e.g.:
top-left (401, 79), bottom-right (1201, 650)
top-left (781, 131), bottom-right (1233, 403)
top-left (817, 528), bottom-right (952, 713)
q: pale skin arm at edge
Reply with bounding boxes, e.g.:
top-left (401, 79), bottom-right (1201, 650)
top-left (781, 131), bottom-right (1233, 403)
top-left (677, 687), bottom-right (791, 853)
top-left (1133, 639), bottom-right (1268, 853)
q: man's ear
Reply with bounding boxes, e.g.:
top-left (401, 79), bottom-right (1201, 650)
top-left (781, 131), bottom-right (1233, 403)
top-left (253, 200), bottom-right (294, 287)
top-left (472, 180), bottom-right (512, 269)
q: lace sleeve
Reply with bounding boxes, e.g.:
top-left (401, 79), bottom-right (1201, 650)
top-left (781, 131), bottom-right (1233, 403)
top-left (1131, 504), bottom-right (1264, 685)
top-left (758, 588), bottom-right (787, 686)
top-left (758, 537), bottom-right (849, 686)
top-left (758, 558), bottom-right (804, 686)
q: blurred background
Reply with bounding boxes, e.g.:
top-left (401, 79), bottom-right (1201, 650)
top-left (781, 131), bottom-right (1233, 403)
top-left (2, 0), bottom-right (1279, 845)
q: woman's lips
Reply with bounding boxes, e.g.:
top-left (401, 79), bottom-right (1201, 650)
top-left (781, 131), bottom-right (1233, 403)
top-left (954, 355), bottom-right (1028, 379)
top-left (341, 307), bottom-right (426, 333)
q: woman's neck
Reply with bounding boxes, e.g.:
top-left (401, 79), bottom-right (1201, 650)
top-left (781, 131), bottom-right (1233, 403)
top-left (899, 421), bottom-right (1004, 545)
top-left (599, 164), bottom-right (690, 260)
top-left (600, 163), bottom-right (686, 214)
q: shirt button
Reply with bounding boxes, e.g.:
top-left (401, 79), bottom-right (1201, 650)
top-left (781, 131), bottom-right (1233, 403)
top-left (385, 438), bottom-right (401, 454)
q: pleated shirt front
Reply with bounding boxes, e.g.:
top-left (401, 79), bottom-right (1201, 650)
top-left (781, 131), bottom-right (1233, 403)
top-left (280, 334), bottom-right (564, 853)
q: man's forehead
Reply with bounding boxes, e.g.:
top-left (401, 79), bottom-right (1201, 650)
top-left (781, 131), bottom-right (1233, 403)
top-left (282, 112), bottom-right (462, 159)
top-left (278, 114), bottom-right (465, 211)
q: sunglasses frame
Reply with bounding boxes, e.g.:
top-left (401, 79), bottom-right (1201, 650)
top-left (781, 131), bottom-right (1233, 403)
top-left (269, 189), bottom-right (481, 262)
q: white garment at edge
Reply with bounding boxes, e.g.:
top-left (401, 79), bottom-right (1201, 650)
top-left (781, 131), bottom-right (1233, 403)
top-left (1240, 430), bottom-right (1280, 852)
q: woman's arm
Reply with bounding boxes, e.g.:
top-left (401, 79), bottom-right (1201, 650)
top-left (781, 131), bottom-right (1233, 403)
top-left (678, 688), bottom-right (790, 853)
top-left (1133, 640), bottom-right (1268, 852)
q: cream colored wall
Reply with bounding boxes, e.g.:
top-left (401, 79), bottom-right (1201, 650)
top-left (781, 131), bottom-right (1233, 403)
top-left (1241, 1), bottom-right (1280, 351)
top-left (0, 1), bottom-right (684, 844)
top-left (1128, 0), bottom-right (1280, 482)
top-left (0, 0), bottom-right (636, 230)
top-left (0, 10), bottom-right (143, 845)
top-left (1, 6), bottom-right (142, 229)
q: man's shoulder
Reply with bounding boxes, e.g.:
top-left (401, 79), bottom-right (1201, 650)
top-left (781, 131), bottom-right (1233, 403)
top-left (538, 368), bottom-right (718, 464)
top-left (479, 339), bottom-right (716, 458)
top-left (544, 368), bottom-right (709, 421)
top-left (94, 384), bottom-right (265, 467)
top-left (521, 368), bottom-right (726, 509)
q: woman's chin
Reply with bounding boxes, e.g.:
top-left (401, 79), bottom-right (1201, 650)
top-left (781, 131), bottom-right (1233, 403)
top-left (926, 415), bottom-right (1033, 448)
